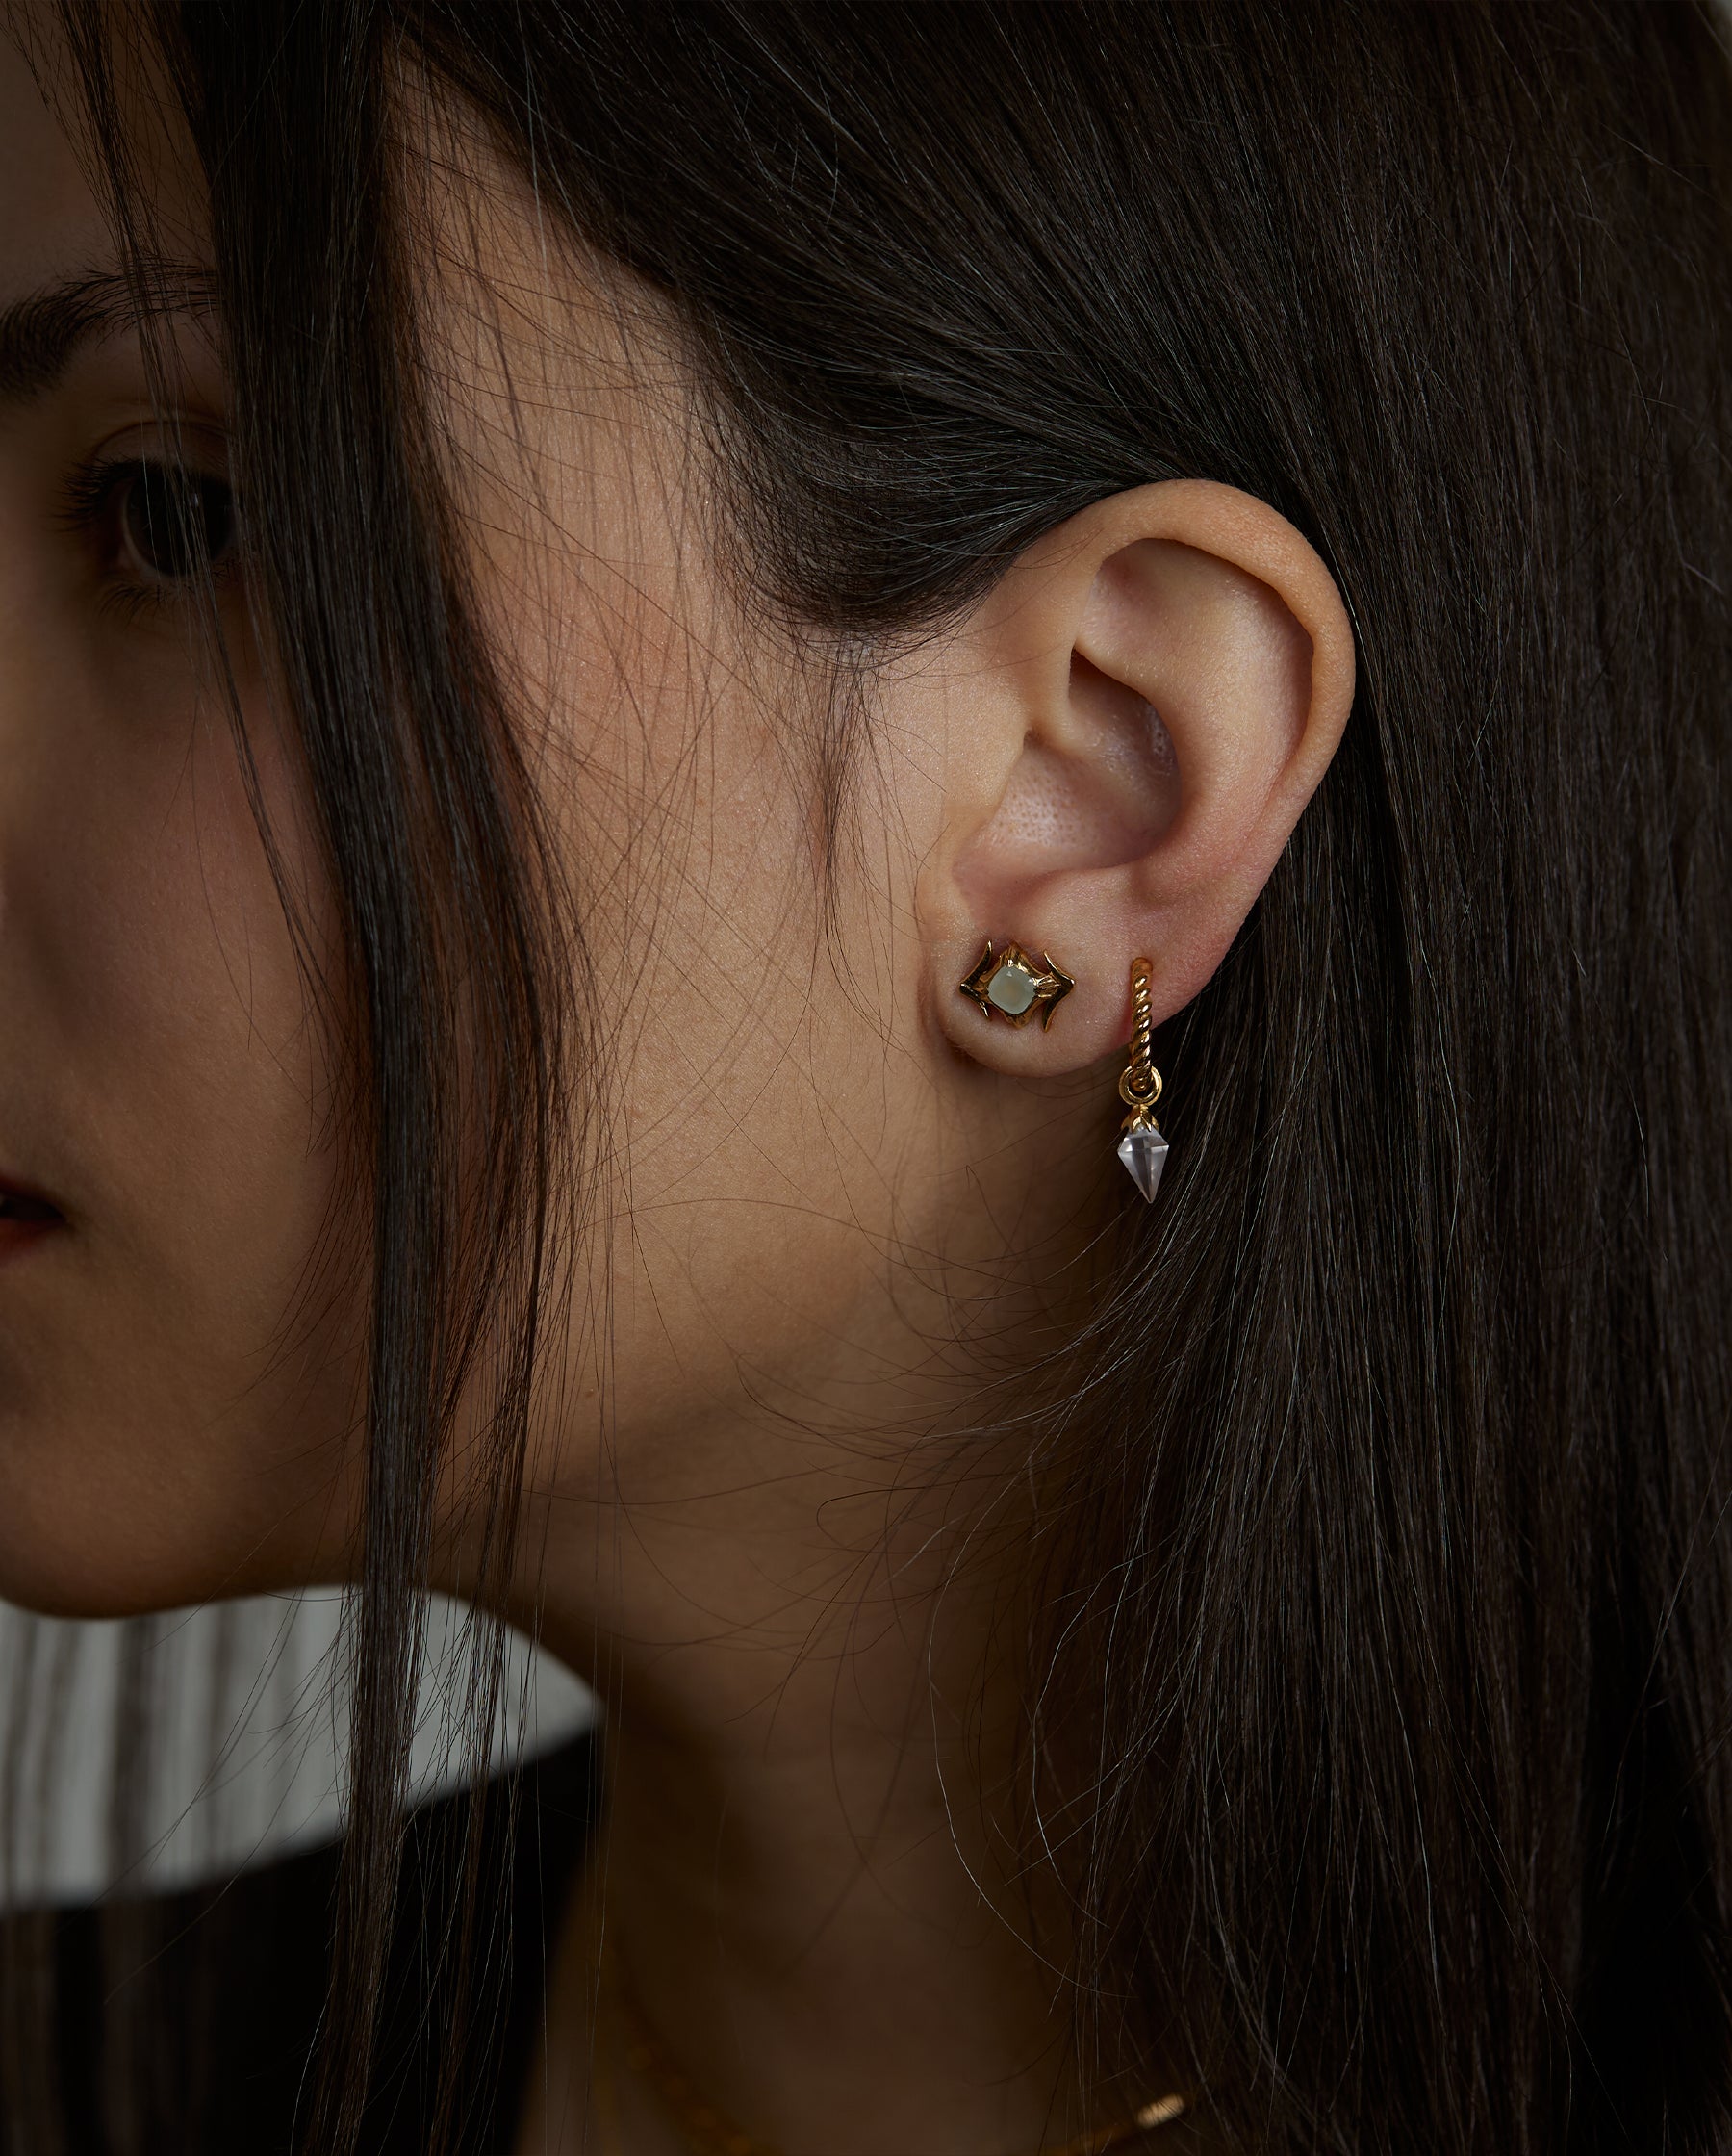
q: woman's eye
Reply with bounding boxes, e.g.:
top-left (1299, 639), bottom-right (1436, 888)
top-left (115, 462), bottom-right (238, 582)
top-left (61, 453), bottom-right (242, 596)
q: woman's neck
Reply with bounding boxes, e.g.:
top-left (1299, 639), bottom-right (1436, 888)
top-left (516, 1455), bottom-right (1102, 2156)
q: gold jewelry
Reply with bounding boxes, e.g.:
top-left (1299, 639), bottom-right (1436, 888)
top-left (597, 1939), bottom-right (1189, 2156)
top-left (959, 939), bottom-right (1076, 1030)
top-left (1116, 957), bottom-right (1168, 1203)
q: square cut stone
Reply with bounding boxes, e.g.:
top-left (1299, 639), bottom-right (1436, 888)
top-left (986, 961), bottom-right (1038, 1015)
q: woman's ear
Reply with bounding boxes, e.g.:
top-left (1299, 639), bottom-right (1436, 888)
top-left (915, 479), bottom-right (1355, 1071)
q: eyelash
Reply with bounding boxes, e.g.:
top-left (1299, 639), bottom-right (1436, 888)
top-left (58, 453), bottom-right (242, 621)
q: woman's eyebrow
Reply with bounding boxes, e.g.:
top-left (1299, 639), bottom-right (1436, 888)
top-left (0, 264), bottom-right (217, 406)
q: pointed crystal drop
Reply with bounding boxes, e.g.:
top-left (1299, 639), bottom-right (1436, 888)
top-left (1117, 1124), bottom-right (1169, 1203)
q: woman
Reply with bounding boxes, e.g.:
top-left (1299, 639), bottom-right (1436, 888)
top-left (1, 2), bottom-right (1730, 2151)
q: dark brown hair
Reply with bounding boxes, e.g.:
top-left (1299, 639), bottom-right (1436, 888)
top-left (15, 4), bottom-right (1732, 2152)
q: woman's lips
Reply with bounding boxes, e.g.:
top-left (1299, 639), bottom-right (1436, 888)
top-left (0, 1179), bottom-right (64, 1261)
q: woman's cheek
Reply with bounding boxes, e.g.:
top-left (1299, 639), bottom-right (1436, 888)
top-left (0, 626), bottom-right (365, 1615)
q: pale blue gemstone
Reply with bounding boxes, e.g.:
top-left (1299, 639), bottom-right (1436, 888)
top-left (1117, 1125), bottom-right (1169, 1203)
top-left (986, 961), bottom-right (1038, 1015)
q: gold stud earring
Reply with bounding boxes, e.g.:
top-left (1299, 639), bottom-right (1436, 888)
top-left (1117, 957), bottom-right (1168, 1202)
top-left (958, 940), bottom-right (1075, 1030)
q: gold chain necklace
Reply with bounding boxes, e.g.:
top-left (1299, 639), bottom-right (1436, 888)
top-left (593, 1946), bottom-right (1191, 2156)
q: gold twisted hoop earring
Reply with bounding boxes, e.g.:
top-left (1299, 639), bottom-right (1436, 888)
top-left (1116, 957), bottom-right (1169, 1203)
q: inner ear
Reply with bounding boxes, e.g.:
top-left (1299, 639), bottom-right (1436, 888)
top-left (958, 654), bottom-right (1181, 896)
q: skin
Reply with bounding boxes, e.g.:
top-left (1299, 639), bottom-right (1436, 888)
top-left (0, 31), bottom-right (1354, 2156)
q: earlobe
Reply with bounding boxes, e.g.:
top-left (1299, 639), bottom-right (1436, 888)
top-left (920, 478), bottom-right (1354, 1081)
